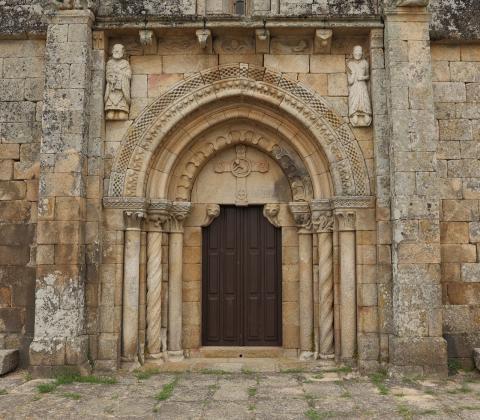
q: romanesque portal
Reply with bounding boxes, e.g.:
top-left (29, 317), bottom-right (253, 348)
top-left (1, 0), bottom-right (479, 377)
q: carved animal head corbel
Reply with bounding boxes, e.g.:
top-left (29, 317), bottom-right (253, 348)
top-left (263, 204), bottom-right (281, 228)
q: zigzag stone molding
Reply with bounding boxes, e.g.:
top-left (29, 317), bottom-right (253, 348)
top-left (108, 63), bottom-right (370, 199)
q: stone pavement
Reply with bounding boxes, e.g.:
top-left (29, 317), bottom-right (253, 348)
top-left (0, 365), bottom-right (480, 419)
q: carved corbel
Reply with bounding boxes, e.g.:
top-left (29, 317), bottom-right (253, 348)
top-left (168, 202), bottom-right (192, 233)
top-left (139, 29), bottom-right (155, 46)
top-left (202, 204), bottom-right (220, 227)
top-left (263, 204), bottom-right (281, 228)
top-left (255, 28), bottom-right (270, 54)
top-left (196, 29), bottom-right (211, 49)
top-left (335, 211), bottom-right (356, 232)
top-left (314, 29), bottom-right (333, 55)
top-left (124, 211), bottom-right (145, 231)
top-left (289, 202), bottom-right (312, 233)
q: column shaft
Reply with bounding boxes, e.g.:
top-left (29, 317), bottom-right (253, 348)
top-left (146, 231), bottom-right (163, 356)
top-left (318, 231), bottom-right (334, 357)
top-left (168, 232), bottom-right (184, 353)
top-left (339, 229), bottom-right (356, 360)
top-left (299, 233), bottom-right (314, 357)
top-left (123, 227), bottom-right (141, 360)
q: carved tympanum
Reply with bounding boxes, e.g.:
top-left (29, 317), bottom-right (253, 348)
top-left (105, 44), bottom-right (132, 121)
top-left (263, 204), bottom-right (281, 228)
top-left (347, 46), bottom-right (372, 128)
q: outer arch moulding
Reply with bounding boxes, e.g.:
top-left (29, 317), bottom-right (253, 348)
top-left (107, 63), bottom-right (371, 201)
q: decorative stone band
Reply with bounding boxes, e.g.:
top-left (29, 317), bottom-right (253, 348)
top-left (124, 211), bottom-right (145, 231)
top-left (263, 204), bottom-right (281, 228)
top-left (202, 204), bottom-right (221, 227)
top-left (104, 196), bottom-right (148, 211)
top-left (331, 195), bottom-right (375, 209)
top-left (289, 202), bottom-right (312, 233)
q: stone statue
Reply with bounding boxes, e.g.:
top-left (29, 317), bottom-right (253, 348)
top-left (347, 46), bottom-right (372, 127)
top-left (105, 44), bottom-right (132, 121)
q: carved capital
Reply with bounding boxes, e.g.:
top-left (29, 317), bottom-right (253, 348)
top-left (147, 199), bottom-right (171, 232)
top-left (203, 204), bottom-right (221, 227)
top-left (311, 200), bottom-right (334, 233)
top-left (336, 211), bottom-right (356, 232)
top-left (168, 202), bottom-right (192, 233)
top-left (263, 204), bottom-right (281, 228)
top-left (124, 211), bottom-right (145, 231)
top-left (289, 202), bottom-right (312, 233)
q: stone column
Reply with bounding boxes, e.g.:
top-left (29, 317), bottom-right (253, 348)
top-left (385, 0), bottom-right (447, 374)
top-left (146, 200), bottom-right (170, 359)
top-left (336, 211), bottom-right (357, 360)
top-left (289, 202), bottom-right (314, 360)
top-left (167, 202), bottom-right (192, 361)
top-left (30, 9), bottom-right (94, 373)
top-left (122, 211), bottom-right (144, 361)
top-left (311, 200), bottom-right (335, 359)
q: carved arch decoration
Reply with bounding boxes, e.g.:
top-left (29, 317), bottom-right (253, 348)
top-left (108, 63), bottom-right (370, 199)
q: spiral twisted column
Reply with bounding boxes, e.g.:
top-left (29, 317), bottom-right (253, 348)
top-left (311, 200), bottom-right (335, 359)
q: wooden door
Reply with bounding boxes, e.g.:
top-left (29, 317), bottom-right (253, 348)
top-left (202, 206), bottom-right (282, 346)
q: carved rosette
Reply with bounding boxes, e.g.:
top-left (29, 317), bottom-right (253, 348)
top-left (124, 211), bottom-right (145, 230)
top-left (202, 204), bottom-right (220, 227)
top-left (336, 211), bottom-right (356, 232)
top-left (289, 202), bottom-right (312, 233)
top-left (168, 202), bottom-right (192, 233)
top-left (263, 204), bottom-right (281, 228)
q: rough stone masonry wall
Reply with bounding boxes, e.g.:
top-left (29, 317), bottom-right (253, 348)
top-left (0, 40), bottom-right (45, 366)
top-left (432, 43), bottom-right (480, 369)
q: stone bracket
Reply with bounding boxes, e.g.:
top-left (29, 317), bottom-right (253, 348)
top-left (202, 204), bottom-right (221, 227)
top-left (263, 204), bottom-right (280, 228)
top-left (314, 29), bottom-right (332, 54)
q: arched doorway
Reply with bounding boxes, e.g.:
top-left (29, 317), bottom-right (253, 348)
top-left (103, 63), bottom-right (372, 363)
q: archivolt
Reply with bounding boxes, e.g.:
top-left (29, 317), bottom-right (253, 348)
top-left (108, 63), bottom-right (370, 198)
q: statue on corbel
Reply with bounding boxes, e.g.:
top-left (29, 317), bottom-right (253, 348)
top-left (105, 44), bottom-right (132, 121)
top-left (347, 46), bottom-right (372, 128)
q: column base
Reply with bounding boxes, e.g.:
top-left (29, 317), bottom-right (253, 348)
top-left (146, 353), bottom-right (165, 362)
top-left (167, 350), bottom-right (185, 362)
top-left (299, 351), bottom-right (315, 361)
top-left (319, 353), bottom-right (335, 360)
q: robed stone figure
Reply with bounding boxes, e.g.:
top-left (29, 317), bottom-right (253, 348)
top-left (347, 46), bottom-right (372, 127)
top-left (105, 44), bottom-right (132, 120)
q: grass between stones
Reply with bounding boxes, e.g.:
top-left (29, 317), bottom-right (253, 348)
top-left (369, 370), bottom-right (389, 395)
top-left (247, 386), bottom-right (257, 397)
top-left (200, 368), bottom-right (231, 375)
top-left (36, 372), bottom-right (117, 394)
top-left (0, 389), bottom-right (7, 395)
top-left (134, 367), bottom-right (160, 380)
top-left (155, 377), bottom-right (179, 401)
top-left (61, 392), bottom-right (82, 400)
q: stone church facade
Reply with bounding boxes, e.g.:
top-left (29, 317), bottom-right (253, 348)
top-left (0, 0), bottom-right (479, 376)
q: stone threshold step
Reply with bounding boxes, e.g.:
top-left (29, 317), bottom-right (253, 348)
top-left (192, 346), bottom-right (284, 359)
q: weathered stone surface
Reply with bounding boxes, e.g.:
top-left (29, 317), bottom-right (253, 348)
top-left (474, 348), bottom-right (480, 371)
top-left (0, 349), bottom-right (19, 375)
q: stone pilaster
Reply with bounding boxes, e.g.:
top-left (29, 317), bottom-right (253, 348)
top-left (385, 2), bottom-right (447, 375)
top-left (336, 210), bottom-right (357, 361)
top-left (122, 211), bottom-right (144, 362)
top-left (167, 202), bottom-right (192, 361)
top-left (146, 200), bottom-right (170, 359)
top-left (289, 202), bottom-right (314, 360)
top-left (30, 9), bottom-right (94, 373)
top-left (311, 200), bottom-right (334, 359)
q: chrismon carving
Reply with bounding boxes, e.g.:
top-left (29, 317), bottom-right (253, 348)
top-left (214, 145), bottom-right (269, 205)
top-left (203, 204), bottom-right (221, 227)
top-left (105, 44), bottom-right (132, 121)
top-left (108, 63), bottom-right (370, 199)
top-left (263, 204), bottom-right (281, 228)
top-left (347, 46), bottom-right (372, 128)
top-left (174, 130), bottom-right (313, 203)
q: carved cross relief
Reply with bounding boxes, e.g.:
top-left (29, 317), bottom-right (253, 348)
top-left (214, 145), bottom-right (269, 205)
